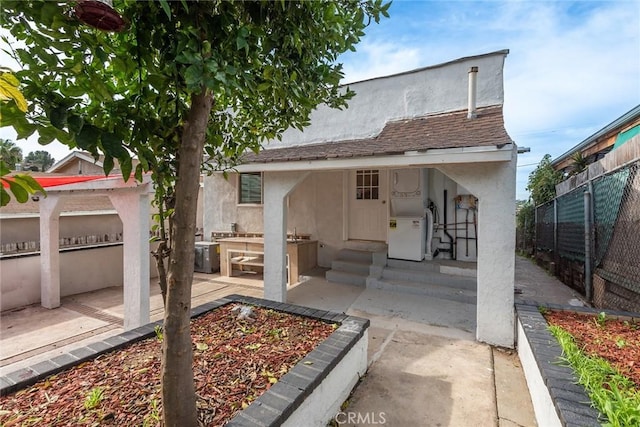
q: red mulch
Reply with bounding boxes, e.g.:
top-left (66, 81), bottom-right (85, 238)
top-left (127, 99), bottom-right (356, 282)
top-left (545, 310), bottom-right (640, 387)
top-left (0, 304), bottom-right (336, 426)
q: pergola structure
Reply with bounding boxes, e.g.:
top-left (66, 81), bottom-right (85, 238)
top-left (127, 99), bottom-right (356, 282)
top-left (24, 174), bottom-right (153, 330)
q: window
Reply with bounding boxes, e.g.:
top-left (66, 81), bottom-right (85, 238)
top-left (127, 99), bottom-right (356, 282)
top-left (239, 172), bottom-right (262, 204)
top-left (355, 169), bottom-right (379, 200)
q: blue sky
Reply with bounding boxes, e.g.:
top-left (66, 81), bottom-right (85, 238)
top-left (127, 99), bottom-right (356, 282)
top-left (3, 1), bottom-right (639, 199)
top-left (338, 0), bottom-right (640, 199)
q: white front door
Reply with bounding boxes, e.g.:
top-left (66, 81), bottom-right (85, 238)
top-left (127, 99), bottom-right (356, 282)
top-left (348, 169), bottom-right (388, 241)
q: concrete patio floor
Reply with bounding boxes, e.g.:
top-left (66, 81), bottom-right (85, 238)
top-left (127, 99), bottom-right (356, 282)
top-left (1, 255), bottom-right (584, 426)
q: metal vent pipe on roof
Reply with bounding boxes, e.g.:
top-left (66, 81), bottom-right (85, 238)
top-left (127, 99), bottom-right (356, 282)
top-left (467, 66), bottom-right (478, 119)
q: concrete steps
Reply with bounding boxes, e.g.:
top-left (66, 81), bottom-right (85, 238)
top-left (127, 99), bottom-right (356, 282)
top-left (325, 270), bottom-right (367, 286)
top-left (326, 249), bottom-right (477, 306)
top-left (325, 249), bottom-right (373, 287)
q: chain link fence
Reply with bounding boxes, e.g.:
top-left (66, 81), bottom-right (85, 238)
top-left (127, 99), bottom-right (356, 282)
top-left (534, 160), bottom-right (640, 311)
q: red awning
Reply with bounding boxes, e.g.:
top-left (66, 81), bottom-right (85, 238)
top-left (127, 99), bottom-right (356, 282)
top-left (2, 175), bottom-right (107, 188)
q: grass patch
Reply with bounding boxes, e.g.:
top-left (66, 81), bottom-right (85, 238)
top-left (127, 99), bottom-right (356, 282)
top-left (548, 325), bottom-right (640, 427)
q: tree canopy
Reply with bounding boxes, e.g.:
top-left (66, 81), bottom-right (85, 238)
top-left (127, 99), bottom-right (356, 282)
top-left (24, 150), bottom-right (55, 171)
top-left (1, 0), bottom-right (390, 424)
top-left (0, 138), bottom-right (22, 168)
top-left (526, 154), bottom-right (563, 206)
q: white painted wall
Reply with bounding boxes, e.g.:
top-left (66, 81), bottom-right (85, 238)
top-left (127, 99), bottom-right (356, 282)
top-left (204, 168), bottom-right (480, 268)
top-left (268, 51), bottom-right (506, 149)
top-left (204, 171), bottom-right (346, 268)
top-left (282, 329), bottom-right (368, 427)
top-left (0, 245), bottom-right (159, 312)
top-left (203, 173), bottom-right (264, 238)
top-left (437, 148), bottom-right (517, 347)
top-left (517, 319), bottom-right (562, 427)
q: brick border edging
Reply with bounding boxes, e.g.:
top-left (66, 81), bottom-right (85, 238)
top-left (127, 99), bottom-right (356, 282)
top-left (1, 294), bottom-right (369, 427)
top-left (516, 302), bottom-right (640, 427)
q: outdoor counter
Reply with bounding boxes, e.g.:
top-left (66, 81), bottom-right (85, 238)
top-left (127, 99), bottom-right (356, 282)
top-left (217, 237), bottom-right (317, 285)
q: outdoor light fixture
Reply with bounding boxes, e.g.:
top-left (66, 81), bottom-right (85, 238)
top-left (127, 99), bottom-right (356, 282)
top-left (74, 0), bottom-right (126, 32)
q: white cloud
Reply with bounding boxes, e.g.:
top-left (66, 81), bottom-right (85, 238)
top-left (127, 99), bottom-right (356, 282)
top-left (341, 41), bottom-right (423, 83)
top-left (339, 1), bottom-right (639, 200)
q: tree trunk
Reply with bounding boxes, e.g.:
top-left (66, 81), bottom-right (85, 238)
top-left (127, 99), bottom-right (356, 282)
top-left (161, 89), bottom-right (214, 426)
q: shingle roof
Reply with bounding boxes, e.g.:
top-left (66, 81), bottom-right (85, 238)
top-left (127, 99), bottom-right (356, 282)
top-left (241, 105), bottom-right (512, 164)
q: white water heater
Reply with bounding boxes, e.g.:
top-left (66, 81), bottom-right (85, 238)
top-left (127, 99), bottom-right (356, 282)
top-left (388, 169), bottom-right (429, 261)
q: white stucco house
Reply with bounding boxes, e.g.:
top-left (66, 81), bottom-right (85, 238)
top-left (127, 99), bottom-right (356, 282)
top-left (203, 50), bottom-right (517, 347)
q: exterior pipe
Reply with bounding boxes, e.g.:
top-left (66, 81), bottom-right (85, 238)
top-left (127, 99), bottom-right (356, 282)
top-left (584, 189), bottom-right (593, 302)
top-left (443, 189), bottom-right (455, 259)
top-left (467, 66), bottom-right (478, 119)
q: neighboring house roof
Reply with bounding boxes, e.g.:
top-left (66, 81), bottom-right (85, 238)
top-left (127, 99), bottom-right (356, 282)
top-left (551, 104), bottom-right (640, 172)
top-left (241, 105), bottom-right (511, 164)
top-left (47, 151), bottom-right (98, 173)
top-left (47, 151), bottom-right (139, 174)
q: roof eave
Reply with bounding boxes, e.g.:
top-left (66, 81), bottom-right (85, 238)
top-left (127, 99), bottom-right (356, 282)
top-left (231, 144), bottom-right (514, 173)
top-left (551, 104), bottom-right (640, 166)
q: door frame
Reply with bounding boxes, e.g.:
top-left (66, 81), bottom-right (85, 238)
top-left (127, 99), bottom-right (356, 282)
top-left (343, 169), bottom-right (389, 242)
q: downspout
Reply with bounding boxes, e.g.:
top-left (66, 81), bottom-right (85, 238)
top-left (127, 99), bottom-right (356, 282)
top-left (443, 189), bottom-right (455, 259)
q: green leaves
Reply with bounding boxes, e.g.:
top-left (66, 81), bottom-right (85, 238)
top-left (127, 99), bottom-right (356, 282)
top-left (0, 161), bottom-right (46, 207)
top-left (527, 154), bottom-right (563, 205)
top-left (76, 124), bottom-right (101, 151)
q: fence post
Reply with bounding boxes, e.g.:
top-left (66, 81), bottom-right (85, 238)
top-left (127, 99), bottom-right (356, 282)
top-left (584, 189), bottom-right (593, 302)
top-left (553, 197), bottom-right (558, 275)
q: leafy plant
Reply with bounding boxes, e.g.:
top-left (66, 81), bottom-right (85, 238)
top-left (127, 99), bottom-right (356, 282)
top-left (549, 325), bottom-right (640, 427)
top-left (526, 154), bottom-right (563, 206)
top-left (142, 398), bottom-right (161, 427)
top-left (538, 306), bottom-right (549, 315)
top-left (0, 160), bottom-right (45, 206)
top-left (154, 325), bottom-right (163, 342)
top-left (83, 387), bottom-right (104, 410)
top-left (569, 151), bottom-right (589, 176)
top-left (596, 312), bottom-right (607, 328)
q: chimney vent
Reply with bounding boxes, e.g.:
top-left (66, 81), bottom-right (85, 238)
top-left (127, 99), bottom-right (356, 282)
top-left (467, 66), bottom-right (478, 119)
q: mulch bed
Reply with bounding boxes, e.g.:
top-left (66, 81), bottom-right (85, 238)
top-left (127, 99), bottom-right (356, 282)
top-left (545, 310), bottom-right (640, 387)
top-left (0, 304), bottom-right (336, 426)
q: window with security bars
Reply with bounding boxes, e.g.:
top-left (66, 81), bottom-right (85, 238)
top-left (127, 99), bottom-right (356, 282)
top-left (239, 173), bottom-right (262, 204)
top-left (356, 170), bottom-right (379, 200)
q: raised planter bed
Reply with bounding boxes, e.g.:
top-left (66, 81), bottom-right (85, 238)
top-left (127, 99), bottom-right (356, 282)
top-left (516, 302), bottom-right (640, 427)
top-left (0, 294), bottom-right (369, 426)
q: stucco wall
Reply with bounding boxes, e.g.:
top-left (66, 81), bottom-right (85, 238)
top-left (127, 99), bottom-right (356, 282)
top-left (204, 171), bottom-right (346, 268)
top-left (267, 51), bottom-right (506, 149)
top-left (289, 172), bottom-right (345, 267)
top-left (0, 244), bottom-right (159, 312)
top-left (203, 174), bottom-right (264, 236)
top-left (437, 150), bottom-right (517, 347)
top-left (204, 169), bottom-right (477, 267)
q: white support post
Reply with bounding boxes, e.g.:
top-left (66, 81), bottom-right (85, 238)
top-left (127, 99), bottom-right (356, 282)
top-left (39, 195), bottom-right (63, 309)
top-left (109, 188), bottom-right (151, 330)
top-left (437, 148), bottom-right (517, 348)
top-left (263, 171), bottom-right (310, 302)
